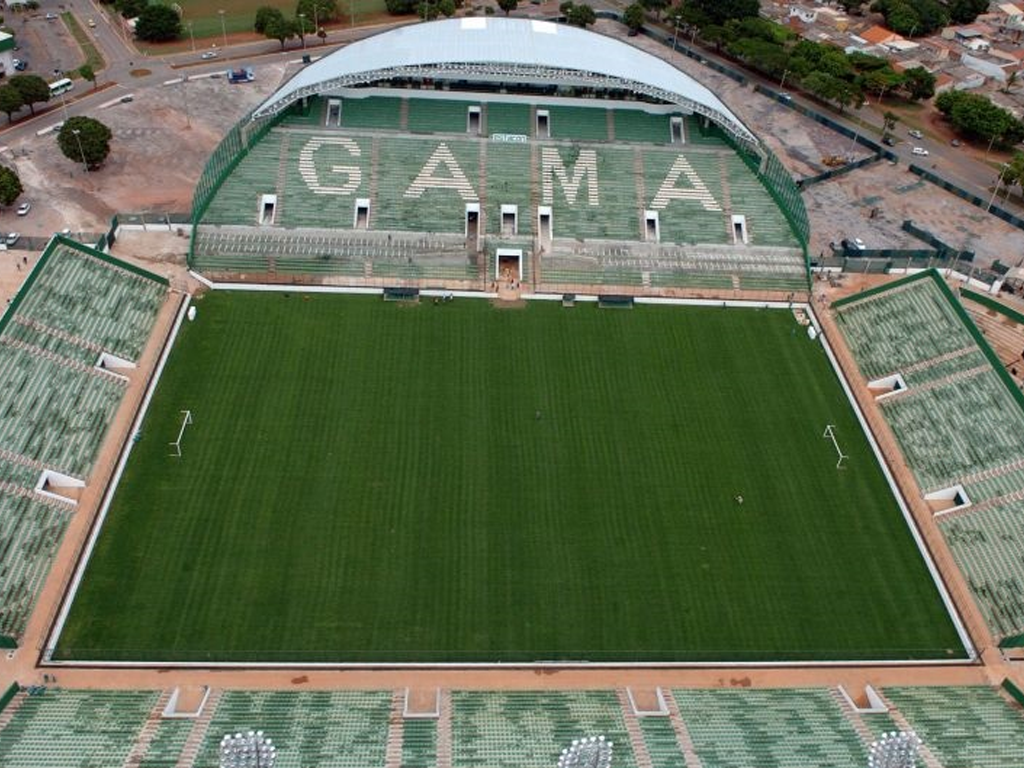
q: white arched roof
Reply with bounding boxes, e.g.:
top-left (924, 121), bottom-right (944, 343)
top-left (252, 17), bottom-right (756, 144)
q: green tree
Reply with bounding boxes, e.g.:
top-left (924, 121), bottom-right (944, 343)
top-left (0, 165), bottom-right (22, 207)
top-left (0, 84), bottom-right (22, 124)
top-left (882, 110), bottom-right (899, 132)
top-left (559, 0), bottom-right (574, 15)
top-left (641, 0), bottom-right (667, 20)
top-left (254, 5), bottom-right (279, 32)
top-left (1002, 70), bottom-right (1018, 94)
top-left (317, 25), bottom-right (327, 43)
top-left (902, 66), bottom-right (935, 100)
top-left (566, 1), bottom-right (595, 26)
top-left (78, 64), bottom-right (97, 89)
top-left (686, 0), bottom-right (758, 25)
top-left (417, 0), bottom-right (439, 19)
top-left (9, 74), bottom-right (49, 116)
top-left (936, 90), bottom-right (1024, 145)
top-left (115, 0), bottom-right (146, 18)
top-left (262, 9), bottom-right (297, 47)
top-left (497, 0), bottom-right (517, 13)
top-left (384, 0), bottom-right (418, 13)
top-left (623, 2), bottom-right (644, 32)
top-left (57, 116), bottom-right (113, 170)
top-left (134, 5), bottom-right (183, 42)
top-left (296, 0), bottom-right (340, 24)
top-left (438, 0), bottom-right (456, 15)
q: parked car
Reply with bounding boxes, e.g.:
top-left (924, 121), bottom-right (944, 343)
top-left (951, 138), bottom-right (962, 147)
top-left (911, 146), bottom-right (929, 156)
top-left (87, 18), bottom-right (96, 27)
top-left (12, 58), bottom-right (26, 71)
top-left (45, 12), bottom-right (57, 19)
top-left (908, 129), bottom-right (923, 139)
top-left (16, 203), bottom-right (30, 216)
top-left (201, 51), bottom-right (218, 60)
top-left (882, 136), bottom-right (896, 146)
top-left (852, 237), bottom-right (866, 250)
top-left (5, 232), bottom-right (20, 247)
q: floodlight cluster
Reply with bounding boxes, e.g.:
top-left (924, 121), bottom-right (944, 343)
top-left (558, 735), bottom-right (614, 768)
top-left (220, 730), bottom-right (277, 768)
top-left (867, 731), bottom-right (921, 768)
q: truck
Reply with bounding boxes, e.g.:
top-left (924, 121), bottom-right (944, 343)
top-left (227, 67), bottom-right (255, 84)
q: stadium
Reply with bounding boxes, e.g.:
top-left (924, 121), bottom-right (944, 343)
top-left (0, 15), bottom-right (1022, 768)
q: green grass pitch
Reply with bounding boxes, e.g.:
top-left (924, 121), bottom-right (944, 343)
top-left (55, 294), bottom-right (964, 662)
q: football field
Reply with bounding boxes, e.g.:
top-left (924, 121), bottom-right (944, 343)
top-left (54, 293), bottom-right (964, 662)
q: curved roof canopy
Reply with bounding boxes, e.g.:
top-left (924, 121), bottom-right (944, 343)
top-left (252, 17), bottom-right (756, 145)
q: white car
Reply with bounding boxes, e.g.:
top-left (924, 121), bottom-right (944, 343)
top-left (852, 238), bottom-right (866, 250)
top-left (911, 147), bottom-right (929, 156)
top-left (908, 129), bottom-right (923, 139)
top-left (5, 232), bottom-right (20, 247)
top-left (201, 51), bottom-right (218, 60)
top-left (16, 202), bottom-right (30, 216)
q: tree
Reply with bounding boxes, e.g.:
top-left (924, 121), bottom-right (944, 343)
top-left (438, 0), bottom-right (456, 16)
top-left (9, 74), bottom-right (49, 116)
top-left (936, 90), bottom-right (1024, 145)
top-left (261, 8), bottom-right (297, 47)
top-left (497, 0), bottom-right (517, 13)
top-left (1002, 70), bottom-right (1018, 95)
top-left (948, 0), bottom-right (987, 24)
top-left (134, 5), bottom-right (183, 42)
top-left (384, 0), bottom-right (418, 13)
top-left (295, 0), bottom-right (340, 23)
top-left (115, 0), bottom-right (146, 18)
top-left (0, 85), bottom-right (22, 124)
top-left (902, 66), bottom-right (935, 100)
top-left (417, 0), bottom-right (439, 19)
top-left (623, 2), bottom-right (644, 33)
top-left (640, 0), bottom-right (667, 19)
top-left (254, 5), bottom-right (279, 32)
top-left (882, 110), bottom-right (899, 133)
top-left (57, 116), bottom-right (113, 170)
top-left (685, 0), bottom-right (758, 25)
top-left (559, 0), bottom-right (574, 15)
top-left (566, 2), bottom-right (595, 27)
top-left (317, 25), bottom-right (327, 43)
top-left (78, 64), bottom-right (97, 89)
top-left (0, 166), bottom-right (21, 207)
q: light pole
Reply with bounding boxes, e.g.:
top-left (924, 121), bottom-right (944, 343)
top-left (987, 163), bottom-right (1009, 211)
top-left (671, 16), bottom-right (680, 52)
top-left (985, 132), bottom-right (1002, 160)
top-left (218, 9), bottom-right (227, 49)
top-left (188, 21), bottom-right (195, 52)
top-left (298, 13), bottom-right (306, 47)
top-left (71, 128), bottom-right (88, 173)
top-left (779, 69), bottom-right (790, 92)
top-left (181, 75), bottom-right (191, 129)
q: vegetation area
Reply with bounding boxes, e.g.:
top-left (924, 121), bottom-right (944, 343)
top-left (57, 116), bottom-right (113, 169)
top-left (60, 12), bottom-right (106, 77)
top-left (56, 295), bottom-right (963, 663)
top-left (0, 166), bottom-right (23, 207)
top-left (669, 5), bottom-right (935, 113)
top-left (936, 90), bottom-right (1024, 147)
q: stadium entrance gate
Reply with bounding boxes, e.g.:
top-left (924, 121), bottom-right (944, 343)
top-left (496, 248), bottom-right (522, 285)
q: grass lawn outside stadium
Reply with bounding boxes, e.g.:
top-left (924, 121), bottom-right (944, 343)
top-left (53, 294), bottom-right (965, 663)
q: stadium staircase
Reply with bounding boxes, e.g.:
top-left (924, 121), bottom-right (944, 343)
top-left (436, 691), bottom-right (453, 768)
top-left (174, 688), bottom-right (222, 768)
top-left (616, 690), bottom-right (654, 768)
top-left (385, 690), bottom-right (405, 768)
top-left (827, 689), bottom-right (877, 749)
top-left (0, 689), bottom-right (27, 732)
top-left (122, 689), bottom-right (175, 768)
top-left (661, 691), bottom-right (703, 768)
top-left (274, 133), bottom-right (292, 232)
top-left (875, 693), bottom-right (946, 768)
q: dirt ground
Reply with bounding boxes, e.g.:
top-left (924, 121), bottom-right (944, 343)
top-left (3, 63), bottom-right (287, 239)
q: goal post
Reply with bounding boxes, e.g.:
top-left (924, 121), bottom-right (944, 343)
top-left (823, 424), bottom-right (848, 470)
top-left (169, 410), bottom-right (193, 458)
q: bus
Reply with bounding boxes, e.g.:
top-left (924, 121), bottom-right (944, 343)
top-left (48, 78), bottom-right (73, 97)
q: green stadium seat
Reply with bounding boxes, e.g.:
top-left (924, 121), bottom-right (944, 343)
top-left (673, 688), bottom-right (867, 768)
top-left (0, 688), bottom-right (158, 768)
top-left (884, 686), bottom-right (1024, 768)
top-left (193, 690), bottom-right (391, 768)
